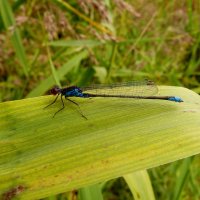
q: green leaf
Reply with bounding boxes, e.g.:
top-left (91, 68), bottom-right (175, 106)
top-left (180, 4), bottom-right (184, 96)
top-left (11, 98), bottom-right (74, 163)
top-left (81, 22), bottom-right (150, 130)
top-left (0, 86), bottom-right (200, 199)
top-left (124, 171), bottom-right (155, 200)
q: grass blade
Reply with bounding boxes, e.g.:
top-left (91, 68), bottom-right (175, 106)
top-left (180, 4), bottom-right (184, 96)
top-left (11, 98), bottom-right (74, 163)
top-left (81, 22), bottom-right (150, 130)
top-left (124, 170), bottom-right (155, 200)
top-left (170, 157), bottom-right (194, 200)
top-left (79, 184), bottom-right (104, 200)
top-left (0, 0), bottom-right (29, 76)
top-left (48, 40), bottom-right (104, 47)
top-left (26, 50), bottom-right (88, 97)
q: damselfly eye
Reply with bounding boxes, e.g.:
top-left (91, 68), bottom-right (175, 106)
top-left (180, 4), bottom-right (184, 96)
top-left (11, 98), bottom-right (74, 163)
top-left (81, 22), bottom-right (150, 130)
top-left (51, 86), bottom-right (60, 95)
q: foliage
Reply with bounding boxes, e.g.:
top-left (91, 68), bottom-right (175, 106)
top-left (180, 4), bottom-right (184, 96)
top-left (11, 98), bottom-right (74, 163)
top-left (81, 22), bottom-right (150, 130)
top-left (0, 0), bottom-right (199, 199)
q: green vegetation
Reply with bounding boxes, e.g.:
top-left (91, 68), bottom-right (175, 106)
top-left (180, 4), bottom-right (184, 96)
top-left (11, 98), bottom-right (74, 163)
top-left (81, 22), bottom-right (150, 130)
top-left (0, 0), bottom-right (199, 199)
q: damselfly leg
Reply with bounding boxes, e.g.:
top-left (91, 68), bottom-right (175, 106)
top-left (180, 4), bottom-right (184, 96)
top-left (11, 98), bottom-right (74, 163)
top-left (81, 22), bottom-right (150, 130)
top-left (53, 95), bottom-right (65, 117)
top-left (66, 97), bottom-right (87, 120)
top-left (44, 94), bottom-right (59, 109)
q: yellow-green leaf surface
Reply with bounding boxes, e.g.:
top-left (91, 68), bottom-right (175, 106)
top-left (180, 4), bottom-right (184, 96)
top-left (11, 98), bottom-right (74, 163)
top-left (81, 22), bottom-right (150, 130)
top-left (0, 86), bottom-right (200, 199)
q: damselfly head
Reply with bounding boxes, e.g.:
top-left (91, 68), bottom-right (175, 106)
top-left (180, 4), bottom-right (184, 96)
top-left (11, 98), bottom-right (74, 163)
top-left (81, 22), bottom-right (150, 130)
top-left (51, 86), bottom-right (61, 95)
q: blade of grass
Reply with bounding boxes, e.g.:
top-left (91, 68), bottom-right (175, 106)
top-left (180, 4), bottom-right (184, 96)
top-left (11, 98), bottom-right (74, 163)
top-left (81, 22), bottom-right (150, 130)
top-left (0, 86), bottom-right (200, 199)
top-left (79, 184), bottom-right (104, 200)
top-left (48, 40), bottom-right (104, 47)
top-left (189, 158), bottom-right (200, 197)
top-left (26, 50), bottom-right (88, 97)
top-left (124, 170), bottom-right (155, 200)
top-left (0, 0), bottom-right (29, 76)
top-left (47, 46), bottom-right (61, 87)
top-left (170, 157), bottom-right (194, 200)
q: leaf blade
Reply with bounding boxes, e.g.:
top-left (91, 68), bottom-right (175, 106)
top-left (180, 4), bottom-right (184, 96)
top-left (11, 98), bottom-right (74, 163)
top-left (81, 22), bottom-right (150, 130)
top-left (0, 86), bottom-right (200, 199)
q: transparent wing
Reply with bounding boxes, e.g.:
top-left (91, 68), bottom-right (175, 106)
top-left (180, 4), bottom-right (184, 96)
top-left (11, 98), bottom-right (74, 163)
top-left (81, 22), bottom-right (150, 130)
top-left (81, 80), bottom-right (158, 97)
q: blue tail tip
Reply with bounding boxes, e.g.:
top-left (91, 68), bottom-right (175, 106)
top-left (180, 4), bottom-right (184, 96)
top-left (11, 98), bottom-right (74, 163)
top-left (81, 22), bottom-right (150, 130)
top-left (168, 96), bottom-right (183, 102)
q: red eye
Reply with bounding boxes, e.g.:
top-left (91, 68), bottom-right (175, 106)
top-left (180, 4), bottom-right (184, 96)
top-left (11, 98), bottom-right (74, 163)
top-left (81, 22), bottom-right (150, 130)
top-left (51, 87), bottom-right (60, 95)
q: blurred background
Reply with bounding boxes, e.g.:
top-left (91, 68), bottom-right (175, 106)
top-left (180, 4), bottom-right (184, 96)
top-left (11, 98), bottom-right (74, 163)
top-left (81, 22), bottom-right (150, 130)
top-left (0, 0), bottom-right (199, 199)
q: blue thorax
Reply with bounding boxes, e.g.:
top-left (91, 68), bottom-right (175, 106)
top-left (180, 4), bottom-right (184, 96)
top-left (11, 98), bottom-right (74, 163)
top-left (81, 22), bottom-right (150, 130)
top-left (63, 86), bottom-right (88, 98)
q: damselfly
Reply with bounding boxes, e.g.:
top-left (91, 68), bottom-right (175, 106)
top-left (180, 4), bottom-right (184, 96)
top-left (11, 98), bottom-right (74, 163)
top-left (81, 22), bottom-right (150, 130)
top-left (44, 80), bottom-right (183, 119)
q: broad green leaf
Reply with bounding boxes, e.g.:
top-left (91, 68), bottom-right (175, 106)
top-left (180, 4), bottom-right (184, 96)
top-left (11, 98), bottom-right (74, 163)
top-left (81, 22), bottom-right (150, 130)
top-left (0, 86), bottom-right (200, 199)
